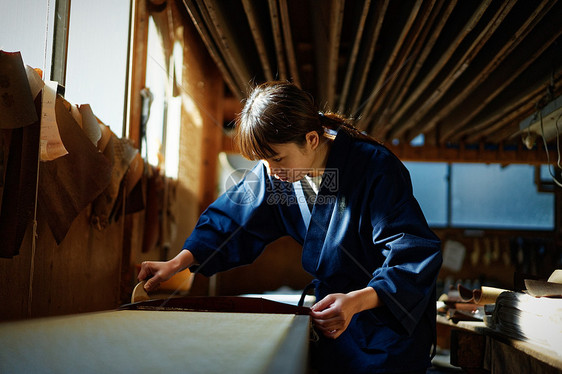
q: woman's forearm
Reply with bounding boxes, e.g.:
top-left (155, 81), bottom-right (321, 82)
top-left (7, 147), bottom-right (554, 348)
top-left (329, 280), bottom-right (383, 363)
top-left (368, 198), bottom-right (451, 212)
top-left (347, 286), bottom-right (383, 314)
top-left (171, 249), bottom-right (196, 272)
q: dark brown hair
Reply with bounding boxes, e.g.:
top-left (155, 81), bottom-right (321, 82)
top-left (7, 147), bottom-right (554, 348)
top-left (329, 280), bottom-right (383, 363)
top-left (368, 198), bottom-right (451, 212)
top-left (235, 81), bottom-right (376, 160)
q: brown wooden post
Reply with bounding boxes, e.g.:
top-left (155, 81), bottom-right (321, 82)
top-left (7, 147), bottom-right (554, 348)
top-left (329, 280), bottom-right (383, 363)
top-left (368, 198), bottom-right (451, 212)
top-left (121, 0), bottom-right (149, 304)
top-left (198, 72), bottom-right (224, 214)
top-left (127, 0), bottom-right (149, 149)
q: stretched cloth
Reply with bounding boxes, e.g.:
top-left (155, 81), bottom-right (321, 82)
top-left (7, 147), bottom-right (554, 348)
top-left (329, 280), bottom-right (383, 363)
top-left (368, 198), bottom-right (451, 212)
top-left (0, 309), bottom-right (310, 374)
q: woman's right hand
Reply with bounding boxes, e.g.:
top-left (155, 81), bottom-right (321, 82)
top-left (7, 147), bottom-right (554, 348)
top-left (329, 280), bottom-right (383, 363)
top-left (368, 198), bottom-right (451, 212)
top-left (137, 250), bottom-right (196, 292)
top-left (137, 260), bottom-right (176, 292)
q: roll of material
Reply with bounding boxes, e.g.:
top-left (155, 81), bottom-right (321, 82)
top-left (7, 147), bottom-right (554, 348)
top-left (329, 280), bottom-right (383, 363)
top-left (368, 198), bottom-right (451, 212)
top-left (458, 284), bottom-right (508, 305)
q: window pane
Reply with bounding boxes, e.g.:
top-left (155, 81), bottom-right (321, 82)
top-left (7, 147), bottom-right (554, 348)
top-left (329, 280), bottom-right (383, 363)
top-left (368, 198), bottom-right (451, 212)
top-left (404, 162), bottom-right (448, 227)
top-left (65, 1), bottom-right (130, 136)
top-left (451, 163), bottom-right (554, 229)
top-left (0, 2), bottom-right (53, 75)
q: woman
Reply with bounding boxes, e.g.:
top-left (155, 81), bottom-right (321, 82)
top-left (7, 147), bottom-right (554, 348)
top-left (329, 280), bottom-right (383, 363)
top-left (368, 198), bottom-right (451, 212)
top-left (138, 81), bottom-right (442, 373)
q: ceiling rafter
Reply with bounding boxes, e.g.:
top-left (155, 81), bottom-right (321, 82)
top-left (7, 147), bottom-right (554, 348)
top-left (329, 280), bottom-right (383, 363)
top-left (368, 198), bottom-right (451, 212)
top-left (386, 1), bottom-right (492, 139)
top-left (311, 0), bottom-right (345, 108)
top-left (182, 0), bottom-right (240, 96)
top-left (242, 0), bottom-right (274, 81)
top-left (466, 68), bottom-right (562, 143)
top-left (382, 0), bottom-right (451, 125)
top-left (268, 0), bottom-right (288, 81)
top-left (279, 0), bottom-right (300, 86)
top-left (401, 0), bottom-right (517, 140)
top-left (358, 0), bottom-right (424, 132)
top-left (365, 0), bottom-right (438, 134)
top-left (201, 0), bottom-right (252, 90)
top-left (347, 0), bottom-right (388, 116)
top-left (180, 0), bottom-right (562, 153)
top-left (442, 0), bottom-right (561, 142)
top-left (337, 0), bottom-right (372, 113)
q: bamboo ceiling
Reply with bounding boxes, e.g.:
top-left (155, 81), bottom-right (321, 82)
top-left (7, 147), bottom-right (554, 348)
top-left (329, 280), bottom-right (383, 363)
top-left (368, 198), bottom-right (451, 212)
top-left (181, 0), bottom-right (562, 147)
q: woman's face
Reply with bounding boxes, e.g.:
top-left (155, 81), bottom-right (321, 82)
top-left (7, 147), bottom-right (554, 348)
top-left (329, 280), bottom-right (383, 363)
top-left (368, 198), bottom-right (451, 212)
top-left (264, 133), bottom-right (318, 183)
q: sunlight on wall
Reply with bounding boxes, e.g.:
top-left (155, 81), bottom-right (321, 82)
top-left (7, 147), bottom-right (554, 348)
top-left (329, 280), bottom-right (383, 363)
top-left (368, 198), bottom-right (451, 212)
top-left (145, 20), bottom-right (183, 179)
top-left (145, 17), bottom-right (166, 167)
top-left (181, 91), bottom-right (203, 128)
top-left (165, 95), bottom-right (181, 179)
top-left (165, 41), bottom-right (183, 179)
top-left (164, 42), bottom-right (184, 179)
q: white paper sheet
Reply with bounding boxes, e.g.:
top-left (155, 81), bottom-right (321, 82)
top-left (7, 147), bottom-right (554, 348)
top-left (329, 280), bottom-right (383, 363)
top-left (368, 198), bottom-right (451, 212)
top-left (40, 81), bottom-right (68, 161)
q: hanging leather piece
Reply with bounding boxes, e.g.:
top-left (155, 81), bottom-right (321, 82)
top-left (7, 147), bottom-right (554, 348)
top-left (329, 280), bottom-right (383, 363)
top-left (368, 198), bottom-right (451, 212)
top-left (0, 99), bottom-right (40, 258)
top-left (0, 51), bottom-right (41, 258)
top-left (90, 132), bottom-right (139, 230)
top-left (111, 152), bottom-right (145, 223)
top-left (0, 51), bottom-right (37, 129)
top-left (37, 96), bottom-right (112, 244)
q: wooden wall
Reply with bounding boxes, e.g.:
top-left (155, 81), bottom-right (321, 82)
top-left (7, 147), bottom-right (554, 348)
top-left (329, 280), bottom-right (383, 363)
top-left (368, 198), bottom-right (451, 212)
top-left (0, 208), bottom-right (124, 321)
top-left (113, 0), bottom-right (228, 302)
top-left (435, 228), bottom-right (558, 291)
top-left (215, 237), bottom-right (313, 296)
top-left (0, 0), bottom-right (225, 321)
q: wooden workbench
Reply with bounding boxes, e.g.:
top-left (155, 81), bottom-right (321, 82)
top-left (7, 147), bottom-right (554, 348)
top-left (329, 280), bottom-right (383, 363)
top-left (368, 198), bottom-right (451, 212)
top-left (0, 304), bottom-right (310, 373)
top-left (438, 315), bottom-right (562, 374)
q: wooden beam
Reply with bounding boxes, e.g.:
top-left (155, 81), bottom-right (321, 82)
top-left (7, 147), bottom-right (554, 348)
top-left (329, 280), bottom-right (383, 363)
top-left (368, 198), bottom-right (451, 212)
top-left (279, 0), bottom-right (300, 86)
top-left (402, 0), bottom-right (517, 141)
top-left (349, 0), bottom-right (389, 114)
top-left (223, 95), bottom-right (242, 124)
top-left (367, 0), bottom-right (437, 134)
top-left (386, 142), bottom-right (556, 165)
top-left (462, 67), bottom-right (562, 143)
top-left (310, 0), bottom-right (344, 107)
top-left (387, 1), bottom-right (491, 137)
top-left (199, 70), bottom-right (224, 213)
top-left (384, 0), bottom-right (456, 138)
top-left (337, 0), bottom-right (372, 113)
top-left (268, 0), bottom-right (288, 80)
top-left (221, 133), bottom-right (555, 165)
top-left (127, 0), bottom-right (150, 148)
top-left (438, 0), bottom-right (559, 143)
top-left (201, 0), bottom-right (252, 93)
top-left (359, 0), bottom-right (424, 132)
top-left (242, 0), bottom-right (274, 81)
top-left (327, 0), bottom-right (345, 108)
top-left (182, 0), bottom-right (240, 98)
top-left (222, 133), bottom-right (238, 154)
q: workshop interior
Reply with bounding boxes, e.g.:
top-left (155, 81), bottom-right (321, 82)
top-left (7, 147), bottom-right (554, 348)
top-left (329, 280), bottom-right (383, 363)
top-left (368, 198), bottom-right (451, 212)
top-left (1, 1), bottom-right (562, 373)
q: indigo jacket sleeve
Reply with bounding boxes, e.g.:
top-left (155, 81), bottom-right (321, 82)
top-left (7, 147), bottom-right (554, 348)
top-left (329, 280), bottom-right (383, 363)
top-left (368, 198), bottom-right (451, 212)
top-left (182, 162), bottom-right (287, 276)
top-left (366, 161), bottom-right (442, 335)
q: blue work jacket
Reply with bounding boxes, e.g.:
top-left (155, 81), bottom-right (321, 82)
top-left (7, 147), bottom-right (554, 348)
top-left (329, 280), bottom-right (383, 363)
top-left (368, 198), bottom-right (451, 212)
top-left (184, 130), bottom-right (442, 373)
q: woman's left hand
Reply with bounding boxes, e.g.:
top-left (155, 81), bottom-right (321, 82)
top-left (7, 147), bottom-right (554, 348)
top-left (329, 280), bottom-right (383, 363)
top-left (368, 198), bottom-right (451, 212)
top-left (309, 287), bottom-right (381, 339)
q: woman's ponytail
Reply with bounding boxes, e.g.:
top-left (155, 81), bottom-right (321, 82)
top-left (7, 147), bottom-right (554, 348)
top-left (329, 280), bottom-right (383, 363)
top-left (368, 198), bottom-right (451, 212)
top-left (318, 111), bottom-right (380, 144)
